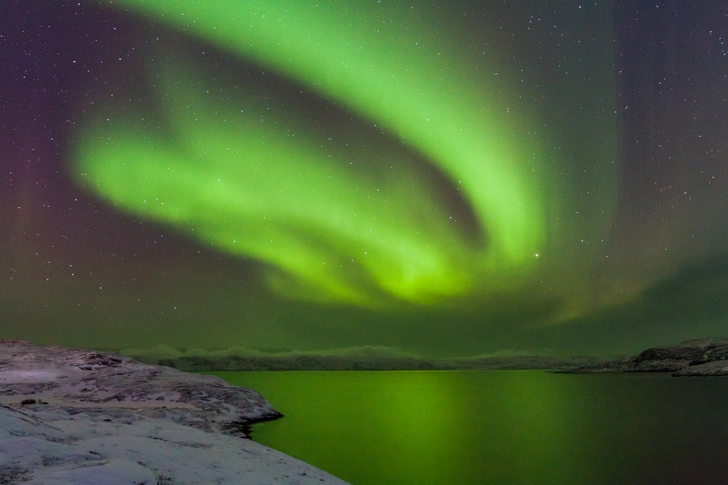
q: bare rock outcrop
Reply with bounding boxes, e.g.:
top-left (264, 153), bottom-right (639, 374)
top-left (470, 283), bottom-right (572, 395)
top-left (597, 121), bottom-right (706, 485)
top-left (562, 338), bottom-right (728, 376)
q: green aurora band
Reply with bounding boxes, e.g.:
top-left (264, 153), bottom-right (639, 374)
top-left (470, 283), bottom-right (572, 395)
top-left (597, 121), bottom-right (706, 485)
top-left (73, 1), bottom-right (616, 308)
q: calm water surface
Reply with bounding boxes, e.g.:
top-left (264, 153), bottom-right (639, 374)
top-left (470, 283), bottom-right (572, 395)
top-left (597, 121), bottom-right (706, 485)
top-left (210, 371), bottom-right (728, 485)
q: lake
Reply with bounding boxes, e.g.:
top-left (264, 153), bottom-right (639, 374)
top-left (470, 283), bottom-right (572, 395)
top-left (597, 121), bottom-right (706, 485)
top-left (209, 371), bottom-right (728, 485)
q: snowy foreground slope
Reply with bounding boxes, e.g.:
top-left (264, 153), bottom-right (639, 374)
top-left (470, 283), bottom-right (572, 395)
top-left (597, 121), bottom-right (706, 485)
top-left (0, 341), bottom-right (349, 485)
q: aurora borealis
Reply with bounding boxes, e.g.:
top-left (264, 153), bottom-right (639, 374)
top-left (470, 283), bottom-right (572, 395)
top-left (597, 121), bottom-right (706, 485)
top-left (2, 1), bottom-right (728, 356)
top-left (72, 0), bottom-right (581, 308)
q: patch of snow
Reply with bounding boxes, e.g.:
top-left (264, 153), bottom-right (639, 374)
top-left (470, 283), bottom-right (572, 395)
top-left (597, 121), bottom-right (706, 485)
top-left (0, 341), bottom-right (350, 485)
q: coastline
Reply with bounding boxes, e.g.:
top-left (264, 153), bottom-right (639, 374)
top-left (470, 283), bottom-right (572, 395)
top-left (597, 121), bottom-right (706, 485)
top-left (557, 338), bottom-right (728, 376)
top-left (0, 340), bottom-right (350, 485)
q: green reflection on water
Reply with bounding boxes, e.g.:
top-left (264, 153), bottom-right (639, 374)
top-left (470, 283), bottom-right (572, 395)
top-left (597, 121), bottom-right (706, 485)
top-left (208, 370), bottom-right (728, 484)
top-left (209, 371), bottom-right (602, 484)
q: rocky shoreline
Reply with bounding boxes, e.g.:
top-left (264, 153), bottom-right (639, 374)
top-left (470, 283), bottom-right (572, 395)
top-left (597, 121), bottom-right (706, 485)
top-left (0, 340), bottom-right (349, 485)
top-left (4, 337), bottom-right (724, 482)
top-left (560, 338), bottom-right (728, 376)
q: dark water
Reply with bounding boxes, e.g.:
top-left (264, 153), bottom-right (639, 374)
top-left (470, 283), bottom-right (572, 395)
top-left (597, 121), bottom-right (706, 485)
top-left (210, 371), bottom-right (728, 485)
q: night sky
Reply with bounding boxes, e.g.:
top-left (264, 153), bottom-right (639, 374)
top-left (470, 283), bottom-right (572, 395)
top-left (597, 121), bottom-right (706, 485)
top-left (2, 1), bottom-right (727, 357)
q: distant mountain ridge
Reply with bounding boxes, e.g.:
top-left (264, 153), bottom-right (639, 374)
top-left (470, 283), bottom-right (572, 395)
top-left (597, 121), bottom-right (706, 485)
top-left (131, 352), bottom-right (599, 372)
top-left (126, 338), bottom-right (728, 375)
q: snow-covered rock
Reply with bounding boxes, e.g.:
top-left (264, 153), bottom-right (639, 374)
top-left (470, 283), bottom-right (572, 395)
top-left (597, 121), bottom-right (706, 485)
top-left (562, 338), bottom-right (728, 376)
top-left (0, 340), bottom-right (349, 485)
